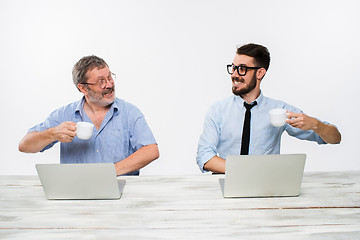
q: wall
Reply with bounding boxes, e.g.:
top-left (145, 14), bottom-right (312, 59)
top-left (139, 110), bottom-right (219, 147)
top-left (1, 0), bottom-right (359, 175)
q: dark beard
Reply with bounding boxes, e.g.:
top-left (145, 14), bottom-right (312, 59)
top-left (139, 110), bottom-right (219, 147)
top-left (232, 74), bottom-right (257, 97)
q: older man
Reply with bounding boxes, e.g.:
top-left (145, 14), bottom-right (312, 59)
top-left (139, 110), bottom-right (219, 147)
top-left (19, 55), bottom-right (159, 175)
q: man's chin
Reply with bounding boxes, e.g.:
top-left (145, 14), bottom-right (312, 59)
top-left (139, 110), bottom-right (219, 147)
top-left (104, 98), bottom-right (115, 106)
top-left (232, 87), bottom-right (243, 96)
top-left (96, 97), bottom-right (115, 107)
top-left (232, 85), bottom-right (255, 97)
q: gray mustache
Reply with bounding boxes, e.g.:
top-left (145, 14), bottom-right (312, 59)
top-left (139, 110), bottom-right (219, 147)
top-left (102, 87), bottom-right (114, 95)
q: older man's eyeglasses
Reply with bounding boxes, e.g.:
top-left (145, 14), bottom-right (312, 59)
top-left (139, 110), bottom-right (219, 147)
top-left (227, 64), bottom-right (261, 76)
top-left (82, 73), bottom-right (116, 89)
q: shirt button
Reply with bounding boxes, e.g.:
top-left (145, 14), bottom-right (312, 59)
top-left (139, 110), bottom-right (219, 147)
top-left (96, 150), bottom-right (99, 153)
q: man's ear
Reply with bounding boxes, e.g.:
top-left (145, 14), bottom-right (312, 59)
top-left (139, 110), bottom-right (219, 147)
top-left (77, 84), bottom-right (87, 94)
top-left (257, 68), bottom-right (267, 80)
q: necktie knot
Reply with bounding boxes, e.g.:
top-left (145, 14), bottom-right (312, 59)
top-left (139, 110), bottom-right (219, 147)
top-left (244, 101), bottom-right (257, 110)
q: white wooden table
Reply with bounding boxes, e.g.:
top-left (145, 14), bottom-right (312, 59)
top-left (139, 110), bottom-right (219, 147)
top-left (1, 172), bottom-right (360, 239)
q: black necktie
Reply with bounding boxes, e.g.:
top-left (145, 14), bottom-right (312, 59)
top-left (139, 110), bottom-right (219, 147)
top-left (241, 101), bottom-right (257, 155)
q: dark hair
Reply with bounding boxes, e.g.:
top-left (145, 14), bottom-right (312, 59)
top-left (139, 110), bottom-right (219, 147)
top-left (236, 43), bottom-right (270, 70)
top-left (72, 55), bottom-right (108, 87)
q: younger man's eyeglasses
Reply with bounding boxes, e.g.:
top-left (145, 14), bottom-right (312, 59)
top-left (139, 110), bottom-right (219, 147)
top-left (227, 64), bottom-right (261, 76)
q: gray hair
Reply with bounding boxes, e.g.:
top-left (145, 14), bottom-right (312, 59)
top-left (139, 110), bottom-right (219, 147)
top-left (72, 55), bottom-right (108, 90)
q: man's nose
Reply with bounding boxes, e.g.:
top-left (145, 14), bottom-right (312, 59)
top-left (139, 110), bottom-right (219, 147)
top-left (231, 70), bottom-right (239, 77)
top-left (105, 79), bottom-right (114, 88)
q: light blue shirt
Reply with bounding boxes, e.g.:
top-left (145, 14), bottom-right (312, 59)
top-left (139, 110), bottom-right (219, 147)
top-left (29, 97), bottom-right (157, 175)
top-left (196, 92), bottom-right (328, 173)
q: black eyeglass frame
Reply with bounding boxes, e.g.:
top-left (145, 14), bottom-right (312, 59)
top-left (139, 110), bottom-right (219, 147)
top-left (227, 64), bottom-right (261, 76)
top-left (81, 73), bottom-right (116, 89)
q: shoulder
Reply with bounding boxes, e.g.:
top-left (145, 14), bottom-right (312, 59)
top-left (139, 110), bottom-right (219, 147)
top-left (261, 95), bottom-right (303, 113)
top-left (48, 99), bottom-right (81, 119)
top-left (206, 95), bottom-right (237, 119)
top-left (114, 98), bottom-right (141, 111)
top-left (262, 95), bottom-right (286, 106)
top-left (210, 95), bottom-right (235, 110)
top-left (114, 98), bottom-right (144, 117)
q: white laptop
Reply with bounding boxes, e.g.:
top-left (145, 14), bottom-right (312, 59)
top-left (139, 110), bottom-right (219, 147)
top-left (36, 163), bottom-right (124, 200)
top-left (221, 154), bottom-right (306, 198)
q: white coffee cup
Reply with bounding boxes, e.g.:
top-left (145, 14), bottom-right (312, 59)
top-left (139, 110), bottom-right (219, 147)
top-left (269, 108), bottom-right (288, 127)
top-left (76, 122), bottom-right (94, 140)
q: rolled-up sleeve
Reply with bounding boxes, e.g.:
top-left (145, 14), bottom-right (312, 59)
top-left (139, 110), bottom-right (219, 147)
top-left (130, 113), bottom-right (157, 151)
top-left (196, 108), bottom-right (220, 173)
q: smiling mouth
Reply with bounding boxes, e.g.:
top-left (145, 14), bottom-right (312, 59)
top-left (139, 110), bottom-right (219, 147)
top-left (232, 78), bottom-right (244, 85)
top-left (233, 80), bottom-right (241, 85)
top-left (102, 88), bottom-right (114, 97)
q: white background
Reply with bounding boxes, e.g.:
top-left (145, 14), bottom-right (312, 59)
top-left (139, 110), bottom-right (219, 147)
top-left (1, 0), bottom-right (359, 175)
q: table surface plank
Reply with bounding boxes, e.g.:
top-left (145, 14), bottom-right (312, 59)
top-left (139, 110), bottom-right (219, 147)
top-left (1, 171), bottom-right (360, 239)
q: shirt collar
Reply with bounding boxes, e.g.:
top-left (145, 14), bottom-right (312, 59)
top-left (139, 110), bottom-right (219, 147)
top-left (236, 91), bottom-right (264, 107)
top-left (255, 91), bottom-right (264, 105)
top-left (74, 97), bottom-right (119, 118)
top-left (74, 97), bottom-right (85, 118)
top-left (111, 98), bottom-right (119, 116)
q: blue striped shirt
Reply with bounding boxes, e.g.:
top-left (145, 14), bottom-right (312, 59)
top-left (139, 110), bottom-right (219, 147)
top-left (29, 97), bottom-right (157, 175)
top-left (196, 92), bottom-right (328, 173)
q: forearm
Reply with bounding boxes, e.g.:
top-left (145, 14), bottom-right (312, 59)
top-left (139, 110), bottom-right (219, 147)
top-left (18, 129), bottom-right (56, 153)
top-left (115, 144), bottom-right (159, 176)
top-left (203, 156), bottom-right (226, 174)
top-left (286, 112), bottom-right (341, 144)
top-left (313, 120), bottom-right (341, 144)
